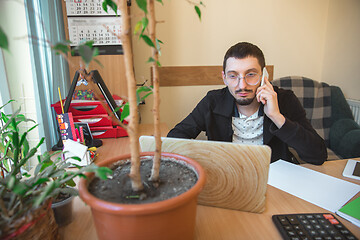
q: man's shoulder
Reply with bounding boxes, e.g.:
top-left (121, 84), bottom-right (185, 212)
top-left (206, 87), bottom-right (228, 98)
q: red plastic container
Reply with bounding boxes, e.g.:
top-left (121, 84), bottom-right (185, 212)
top-left (90, 126), bottom-right (128, 139)
top-left (51, 96), bottom-right (124, 116)
top-left (73, 114), bottom-right (115, 127)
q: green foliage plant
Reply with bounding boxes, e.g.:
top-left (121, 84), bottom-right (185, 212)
top-left (101, 0), bottom-right (204, 192)
top-left (0, 100), bottom-right (112, 237)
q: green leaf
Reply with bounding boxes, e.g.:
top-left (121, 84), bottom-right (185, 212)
top-left (102, 0), bottom-right (118, 15)
top-left (65, 179), bottom-right (76, 187)
top-left (34, 178), bottom-right (49, 185)
top-left (134, 21), bottom-right (142, 35)
top-left (7, 175), bottom-right (16, 189)
top-left (195, 6), bottom-right (201, 20)
top-left (0, 26), bottom-right (9, 51)
top-left (95, 167), bottom-right (113, 180)
top-left (141, 92), bottom-right (153, 102)
top-left (136, 0), bottom-right (148, 14)
top-left (156, 0), bottom-right (164, 5)
top-left (141, 17), bottom-right (148, 36)
top-left (120, 103), bottom-right (130, 122)
top-left (59, 187), bottom-right (78, 196)
top-left (52, 42), bottom-right (70, 55)
top-left (141, 34), bottom-right (155, 48)
top-left (155, 38), bottom-right (162, 56)
top-left (33, 181), bottom-right (59, 207)
top-left (13, 182), bottom-right (28, 195)
top-left (137, 85), bottom-right (153, 93)
top-left (147, 57), bottom-right (156, 63)
top-left (0, 100), bottom-right (14, 111)
top-left (67, 156), bottom-right (81, 162)
top-left (22, 172), bottom-right (31, 178)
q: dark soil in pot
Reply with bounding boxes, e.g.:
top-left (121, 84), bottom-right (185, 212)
top-left (88, 156), bottom-right (198, 204)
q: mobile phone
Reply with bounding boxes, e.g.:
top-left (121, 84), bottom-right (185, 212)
top-left (261, 67), bottom-right (269, 86)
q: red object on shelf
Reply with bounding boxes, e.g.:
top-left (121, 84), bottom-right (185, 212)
top-left (51, 96), bottom-right (124, 116)
top-left (90, 126), bottom-right (128, 139)
top-left (73, 114), bottom-right (115, 127)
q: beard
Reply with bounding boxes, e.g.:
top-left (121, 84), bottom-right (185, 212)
top-left (235, 96), bottom-right (256, 105)
top-left (235, 89), bottom-right (256, 105)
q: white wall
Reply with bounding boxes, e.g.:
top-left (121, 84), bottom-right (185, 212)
top-left (322, 0), bottom-right (360, 100)
top-left (133, 0), bottom-right (349, 129)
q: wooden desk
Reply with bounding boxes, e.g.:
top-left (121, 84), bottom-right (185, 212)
top-left (60, 125), bottom-right (360, 239)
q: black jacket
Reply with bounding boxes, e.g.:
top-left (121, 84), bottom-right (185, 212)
top-left (167, 87), bottom-right (327, 165)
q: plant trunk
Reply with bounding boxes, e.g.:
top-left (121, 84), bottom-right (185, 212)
top-left (117, 0), bottom-right (143, 191)
top-left (148, 0), bottom-right (162, 182)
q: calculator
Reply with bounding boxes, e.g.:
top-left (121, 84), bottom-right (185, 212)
top-left (272, 213), bottom-right (358, 240)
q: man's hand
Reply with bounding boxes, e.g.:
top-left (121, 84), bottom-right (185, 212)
top-left (256, 78), bottom-right (285, 128)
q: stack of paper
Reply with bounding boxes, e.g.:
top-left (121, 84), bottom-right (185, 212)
top-left (336, 196), bottom-right (360, 227)
top-left (268, 160), bottom-right (360, 213)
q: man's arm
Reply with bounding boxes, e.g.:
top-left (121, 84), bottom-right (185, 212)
top-left (270, 90), bottom-right (327, 165)
top-left (167, 96), bottom-right (208, 139)
top-left (257, 79), bottom-right (327, 164)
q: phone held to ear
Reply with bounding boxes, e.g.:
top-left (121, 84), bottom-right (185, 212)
top-left (261, 67), bottom-right (269, 86)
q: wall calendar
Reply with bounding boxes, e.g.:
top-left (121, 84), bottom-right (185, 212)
top-left (64, 0), bottom-right (124, 55)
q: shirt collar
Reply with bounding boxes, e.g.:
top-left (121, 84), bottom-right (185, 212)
top-left (233, 103), bottom-right (264, 117)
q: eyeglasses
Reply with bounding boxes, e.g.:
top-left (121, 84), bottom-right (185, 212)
top-left (225, 72), bottom-right (261, 86)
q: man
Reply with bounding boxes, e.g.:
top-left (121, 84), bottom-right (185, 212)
top-left (167, 42), bottom-right (327, 165)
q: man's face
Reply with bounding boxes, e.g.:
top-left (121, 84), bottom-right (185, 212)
top-left (222, 57), bottom-right (262, 106)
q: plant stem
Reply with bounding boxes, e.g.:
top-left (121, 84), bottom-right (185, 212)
top-left (147, 0), bottom-right (162, 182)
top-left (117, 0), bottom-right (143, 191)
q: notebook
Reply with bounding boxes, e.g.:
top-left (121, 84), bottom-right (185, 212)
top-left (139, 136), bottom-right (272, 213)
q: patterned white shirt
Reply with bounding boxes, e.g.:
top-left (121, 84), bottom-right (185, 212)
top-left (232, 107), bottom-right (264, 145)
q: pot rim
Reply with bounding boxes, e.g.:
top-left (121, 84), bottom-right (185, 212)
top-left (78, 151), bottom-right (206, 216)
top-left (51, 195), bottom-right (74, 208)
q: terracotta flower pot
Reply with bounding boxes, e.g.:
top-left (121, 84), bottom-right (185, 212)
top-left (78, 152), bottom-right (206, 240)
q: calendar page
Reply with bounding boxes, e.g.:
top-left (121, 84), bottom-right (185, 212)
top-left (65, 0), bottom-right (121, 16)
top-left (68, 17), bottom-right (121, 46)
top-left (64, 0), bottom-right (123, 54)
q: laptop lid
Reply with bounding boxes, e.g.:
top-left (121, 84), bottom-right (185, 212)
top-left (139, 136), bottom-right (271, 213)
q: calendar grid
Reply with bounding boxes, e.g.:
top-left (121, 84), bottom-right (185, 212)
top-left (65, 0), bottom-right (123, 54)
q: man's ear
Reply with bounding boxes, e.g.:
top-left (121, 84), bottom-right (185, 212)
top-left (222, 71), bottom-right (228, 85)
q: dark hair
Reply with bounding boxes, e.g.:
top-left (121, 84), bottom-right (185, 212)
top-left (223, 42), bottom-right (265, 72)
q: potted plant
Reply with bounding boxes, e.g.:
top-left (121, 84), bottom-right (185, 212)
top-left (77, 0), bottom-right (206, 239)
top-left (0, 100), bottom-right (112, 239)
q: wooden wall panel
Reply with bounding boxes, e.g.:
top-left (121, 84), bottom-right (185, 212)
top-left (154, 65), bottom-right (274, 87)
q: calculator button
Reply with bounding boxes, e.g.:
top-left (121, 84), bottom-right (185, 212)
top-left (314, 224), bottom-right (322, 230)
top-left (287, 216), bottom-right (300, 225)
top-left (287, 230), bottom-right (297, 236)
top-left (346, 236), bottom-right (356, 240)
top-left (329, 218), bottom-right (339, 225)
top-left (296, 230), bottom-right (306, 236)
top-left (301, 219), bottom-right (310, 225)
top-left (323, 214), bottom-right (334, 219)
top-left (334, 224), bottom-right (344, 229)
top-left (304, 225), bottom-right (313, 230)
top-left (279, 216), bottom-right (290, 225)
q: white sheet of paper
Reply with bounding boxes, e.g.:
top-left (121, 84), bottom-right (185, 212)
top-left (268, 160), bottom-right (360, 212)
top-left (63, 139), bottom-right (89, 166)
